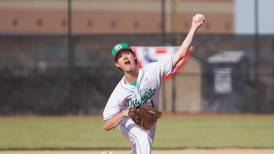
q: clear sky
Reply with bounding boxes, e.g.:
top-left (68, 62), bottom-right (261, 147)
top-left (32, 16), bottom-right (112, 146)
top-left (235, 0), bottom-right (274, 34)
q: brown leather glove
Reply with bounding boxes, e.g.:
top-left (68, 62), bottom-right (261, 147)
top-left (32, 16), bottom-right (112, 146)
top-left (128, 104), bottom-right (162, 130)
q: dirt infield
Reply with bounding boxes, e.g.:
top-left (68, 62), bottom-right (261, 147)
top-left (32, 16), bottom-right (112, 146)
top-left (1, 149), bottom-right (274, 154)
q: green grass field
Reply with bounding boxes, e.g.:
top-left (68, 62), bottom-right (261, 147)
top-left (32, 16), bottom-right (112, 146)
top-left (0, 114), bottom-right (274, 150)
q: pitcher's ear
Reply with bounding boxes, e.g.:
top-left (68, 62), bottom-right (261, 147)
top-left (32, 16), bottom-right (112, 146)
top-left (114, 63), bottom-right (122, 71)
top-left (115, 62), bottom-right (120, 68)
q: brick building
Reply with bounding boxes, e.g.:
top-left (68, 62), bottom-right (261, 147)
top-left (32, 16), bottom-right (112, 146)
top-left (0, 0), bottom-right (234, 34)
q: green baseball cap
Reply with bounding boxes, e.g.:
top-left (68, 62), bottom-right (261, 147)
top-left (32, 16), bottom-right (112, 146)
top-left (112, 43), bottom-right (132, 58)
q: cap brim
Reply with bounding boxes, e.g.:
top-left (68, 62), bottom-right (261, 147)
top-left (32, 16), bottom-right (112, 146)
top-left (114, 48), bottom-right (134, 60)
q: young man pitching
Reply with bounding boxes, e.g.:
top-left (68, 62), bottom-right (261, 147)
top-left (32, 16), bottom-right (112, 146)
top-left (103, 14), bottom-right (205, 154)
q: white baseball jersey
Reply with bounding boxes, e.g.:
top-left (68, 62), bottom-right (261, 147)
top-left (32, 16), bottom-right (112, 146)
top-left (103, 54), bottom-right (174, 154)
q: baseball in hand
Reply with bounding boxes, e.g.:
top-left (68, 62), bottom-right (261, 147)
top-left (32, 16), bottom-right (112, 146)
top-left (194, 14), bottom-right (203, 23)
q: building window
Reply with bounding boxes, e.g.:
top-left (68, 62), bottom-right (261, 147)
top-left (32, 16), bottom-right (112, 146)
top-left (159, 21), bottom-right (162, 29)
top-left (184, 22), bottom-right (189, 29)
top-left (87, 19), bottom-right (93, 28)
top-left (61, 19), bottom-right (67, 28)
top-left (12, 18), bottom-right (18, 28)
top-left (111, 20), bottom-right (116, 29)
top-left (37, 18), bottom-right (43, 28)
top-left (225, 22), bottom-right (231, 30)
top-left (133, 21), bottom-right (139, 29)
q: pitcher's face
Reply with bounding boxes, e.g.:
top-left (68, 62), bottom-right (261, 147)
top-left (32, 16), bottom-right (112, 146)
top-left (115, 50), bottom-right (137, 73)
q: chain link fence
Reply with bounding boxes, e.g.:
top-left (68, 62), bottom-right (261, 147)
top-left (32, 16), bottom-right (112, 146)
top-left (0, 0), bottom-right (273, 115)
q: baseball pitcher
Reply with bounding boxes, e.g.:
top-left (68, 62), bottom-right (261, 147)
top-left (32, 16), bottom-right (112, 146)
top-left (103, 14), bottom-right (205, 154)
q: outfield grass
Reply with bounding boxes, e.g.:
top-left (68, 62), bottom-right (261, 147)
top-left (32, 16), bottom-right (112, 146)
top-left (0, 114), bottom-right (274, 150)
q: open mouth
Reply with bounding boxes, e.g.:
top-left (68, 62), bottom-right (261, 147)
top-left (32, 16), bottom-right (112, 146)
top-left (124, 61), bottom-right (131, 65)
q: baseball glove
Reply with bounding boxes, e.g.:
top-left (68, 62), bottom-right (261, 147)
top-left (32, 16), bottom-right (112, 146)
top-left (128, 104), bottom-right (162, 130)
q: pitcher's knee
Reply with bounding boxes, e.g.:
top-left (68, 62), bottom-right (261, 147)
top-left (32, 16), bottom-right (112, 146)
top-left (136, 133), bottom-right (151, 146)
